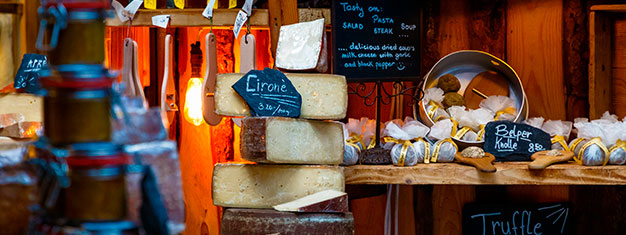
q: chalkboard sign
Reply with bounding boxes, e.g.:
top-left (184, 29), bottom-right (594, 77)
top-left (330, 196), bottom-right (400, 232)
top-left (232, 68), bottom-right (302, 117)
top-left (332, 0), bottom-right (420, 81)
top-left (14, 53), bottom-right (47, 93)
top-left (483, 121), bottom-right (551, 161)
top-left (463, 203), bottom-right (572, 235)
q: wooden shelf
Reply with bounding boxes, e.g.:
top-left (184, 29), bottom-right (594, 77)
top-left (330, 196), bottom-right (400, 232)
top-left (344, 162), bottom-right (626, 185)
top-left (591, 4), bottom-right (626, 12)
top-left (0, 0), bottom-right (22, 14)
top-left (106, 8), bottom-right (331, 27)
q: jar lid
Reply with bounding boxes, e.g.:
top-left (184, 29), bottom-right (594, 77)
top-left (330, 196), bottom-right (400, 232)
top-left (70, 142), bottom-right (122, 157)
top-left (40, 65), bottom-right (114, 89)
top-left (44, 0), bottom-right (111, 10)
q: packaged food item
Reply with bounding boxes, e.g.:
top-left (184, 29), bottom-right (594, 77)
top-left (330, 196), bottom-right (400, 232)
top-left (427, 119), bottom-right (458, 163)
top-left (479, 95), bottom-right (517, 121)
top-left (570, 122), bottom-right (609, 166)
top-left (541, 120), bottom-right (572, 151)
top-left (449, 106), bottom-right (477, 141)
top-left (422, 88), bottom-right (449, 122)
top-left (523, 117), bottom-right (545, 129)
top-left (471, 108), bottom-right (495, 141)
top-left (384, 119), bottom-right (430, 166)
top-left (342, 123), bottom-right (359, 166)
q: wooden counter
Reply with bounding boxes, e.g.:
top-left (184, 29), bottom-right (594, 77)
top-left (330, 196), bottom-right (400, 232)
top-left (344, 162), bottom-right (626, 185)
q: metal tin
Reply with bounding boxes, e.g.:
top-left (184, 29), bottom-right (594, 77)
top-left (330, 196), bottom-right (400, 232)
top-left (415, 50), bottom-right (529, 149)
top-left (65, 144), bottom-right (128, 222)
top-left (37, 3), bottom-right (107, 65)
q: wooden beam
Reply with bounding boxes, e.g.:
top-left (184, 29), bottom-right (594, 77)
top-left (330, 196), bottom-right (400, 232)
top-left (106, 9), bottom-right (270, 27)
top-left (591, 4), bottom-right (626, 12)
top-left (589, 11), bottom-right (613, 118)
top-left (344, 163), bottom-right (626, 185)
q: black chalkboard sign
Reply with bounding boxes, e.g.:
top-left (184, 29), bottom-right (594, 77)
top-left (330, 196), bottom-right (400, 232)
top-left (331, 0), bottom-right (420, 81)
top-left (463, 203), bottom-right (572, 235)
top-left (14, 53), bottom-right (47, 93)
top-left (483, 121), bottom-right (551, 161)
top-left (232, 68), bottom-right (302, 117)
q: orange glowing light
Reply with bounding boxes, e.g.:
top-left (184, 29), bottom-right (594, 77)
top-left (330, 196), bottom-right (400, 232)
top-left (184, 77), bottom-right (204, 126)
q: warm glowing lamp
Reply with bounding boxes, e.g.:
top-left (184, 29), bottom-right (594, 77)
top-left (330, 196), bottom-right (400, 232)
top-left (184, 42), bottom-right (204, 126)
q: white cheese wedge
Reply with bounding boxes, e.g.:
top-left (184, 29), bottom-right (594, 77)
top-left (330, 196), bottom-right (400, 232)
top-left (214, 73), bottom-right (347, 120)
top-left (273, 189), bottom-right (348, 213)
top-left (275, 19), bottom-right (324, 70)
top-left (241, 117), bottom-right (344, 164)
top-left (212, 164), bottom-right (344, 208)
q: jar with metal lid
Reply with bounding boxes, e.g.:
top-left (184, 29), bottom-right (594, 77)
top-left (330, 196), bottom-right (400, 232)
top-left (64, 142), bottom-right (129, 222)
top-left (41, 67), bottom-right (113, 146)
top-left (37, 0), bottom-right (110, 66)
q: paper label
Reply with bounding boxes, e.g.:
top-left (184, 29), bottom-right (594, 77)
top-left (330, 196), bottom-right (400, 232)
top-left (152, 15), bottom-right (170, 29)
top-left (112, 0), bottom-right (143, 22)
top-left (174, 0), bottom-right (185, 9)
top-left (202, 0), bottom-right (218, 19)
top-left (233, 10), bottom-right (247, 38)
top-left (242, 0), bottom-right (253, 15)
top-left (144, 0), bottom-right (156, 9)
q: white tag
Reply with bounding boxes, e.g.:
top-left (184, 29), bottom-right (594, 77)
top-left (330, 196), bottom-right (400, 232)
top-left (112, 0), bottom-right (143, 23)
top-left (152, 15), bottom-right (170, 28)
top-left (202, 0), bottom-right (218, 19)
top-left (233, 10), bottom-right (247, 38)
top-left (242, 0), bottom-right (253, 15)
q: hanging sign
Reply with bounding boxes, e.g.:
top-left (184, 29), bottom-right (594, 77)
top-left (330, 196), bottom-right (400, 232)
top-left (483, 121), bottom-right (551, 161)
top-left (233, 10), bottom-right (247, 38)
top-left (112, 0), bottom-right (143, 22)
top-left (331, 0), bottom-right (421, 82)
top-left (202, 0), bottom-right (218, 19)
top-left (463, 203), bottom-right (572, 235)
top-left (232, 68), bottom-right (302, 117)
top-left (152, 15), bottom-right (170, 28)
top-left (14, 53), bottom-right (47, 93)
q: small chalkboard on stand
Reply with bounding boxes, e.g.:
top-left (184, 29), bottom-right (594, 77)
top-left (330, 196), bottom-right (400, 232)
top-left (463, 203), bottom-right (572, 235)
top-left (14, 53), bottom-right (47, 93)
top-left (232, 68), bottom-right (303, 118)
top-left (483, 121), bottom-right (552, 161)
top-left (332, 0), bottom-right (423, 164)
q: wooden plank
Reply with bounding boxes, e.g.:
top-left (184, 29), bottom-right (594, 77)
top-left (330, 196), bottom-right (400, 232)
top-left (588, 11), bottom-right (613, 118)
top-left (612, 16), bottom-right (626, 118)
top-left (280, 0), bottom-right (299, 25)
top-left (507, 0), bottom-right (566, 120)
top-left (591, 4), bottom-right (626, 12)
top-left (106, 9), bottom-right (270, 27)
top-left (432, 185), bottom-right (475, 235)
top-left (350, 194), bottom-right (386, 235)
top-left (344, 163), bottom-right (626, 185)
top-left (268, 0), bottom-right (283, 59)
top-left (570, 186), bottom-right (626, 235)
top-left (563, 0), bottom-right (589, 119)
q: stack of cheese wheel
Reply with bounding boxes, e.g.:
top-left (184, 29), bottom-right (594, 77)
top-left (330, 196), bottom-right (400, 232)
top-left (211, 72), bottom-right (354, 234)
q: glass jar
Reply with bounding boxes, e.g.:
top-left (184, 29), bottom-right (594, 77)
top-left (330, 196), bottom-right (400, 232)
top-left (64, 143), bottom-right (129, 222)
top-left (37, 1), bottom-right (109, 66)
top-left (41, 67), bottom-right (113, 146)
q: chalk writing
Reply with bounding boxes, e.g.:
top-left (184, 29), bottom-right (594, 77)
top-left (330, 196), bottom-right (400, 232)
top-left (232, 68), bottom-right (302, 117)
top-left (484, 121), bottom-right (552, 161)
top-left (464, 203), bottom-right (571, 235)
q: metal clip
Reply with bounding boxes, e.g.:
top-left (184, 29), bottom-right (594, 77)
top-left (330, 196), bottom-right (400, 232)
top-left (245, 15), bottom-right (251, 44)
top-left (36, 4), bottom-right (68, 51)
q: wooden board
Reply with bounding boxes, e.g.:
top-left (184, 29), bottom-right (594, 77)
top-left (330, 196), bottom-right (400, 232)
top-left (612, 16), bottom-right (626, 118)
top-left (106, 9), bottom-right (270, 27)
top-left (563, 0), bottom-right (589, 120)
top-left (344, 163), bottom-right (626, 185)
top-left (589, 10), bottom-right (613, 119)
top-left (507, 0), bottom-right (566, 120)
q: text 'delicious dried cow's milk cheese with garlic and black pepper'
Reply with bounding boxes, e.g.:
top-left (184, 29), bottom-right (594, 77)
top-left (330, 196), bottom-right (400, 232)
top-left (241, 117), bottom-right (344, 164)
top-left (215, 73), bottom-right (347, 120)
top-left (212, 164), bottom-right (344, 208)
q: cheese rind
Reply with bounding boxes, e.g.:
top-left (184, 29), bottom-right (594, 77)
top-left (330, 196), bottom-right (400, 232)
top-left (273, 189), bottom-right (349, 213)
top-left (241, 117), bottom-right (344, 164)
top-left (212, 164), bottom-right (344, 208)
top-left (221, 209), bottom-right (354, 235)
top-left (215, 73), bottom-right (347, 120)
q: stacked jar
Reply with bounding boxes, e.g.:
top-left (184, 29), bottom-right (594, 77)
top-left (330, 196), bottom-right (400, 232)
top-left (36, 1), bottom-right (134, 232)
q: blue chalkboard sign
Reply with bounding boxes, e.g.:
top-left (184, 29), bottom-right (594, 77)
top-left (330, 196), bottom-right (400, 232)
top-left (232, 68), bottom-right (302, 117)
top-left (332, 0), bottom-right (421, 82)
top-left (14, 53), bottom-right (47, 93)
top-left (483, 121), bottom-right (551, 161)
top-left (463, 203), bottom-right (572, 235)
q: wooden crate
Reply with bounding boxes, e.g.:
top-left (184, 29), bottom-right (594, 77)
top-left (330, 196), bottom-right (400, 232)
top-left (589, 5), bottom-right (626, 118)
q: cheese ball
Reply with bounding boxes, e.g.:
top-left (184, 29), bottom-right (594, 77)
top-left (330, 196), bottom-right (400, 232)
top-left (442, 92), bottom-right (465, 109)
top-left (437, 74), bottom-right (461, 92)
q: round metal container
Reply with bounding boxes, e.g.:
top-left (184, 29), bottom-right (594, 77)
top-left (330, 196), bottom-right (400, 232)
top-left (41, 68), bottom-right (113, 146)
top-left (415, 50), bottom-right (529, 149)
top-left (65, 143), bottom-right (129, 222)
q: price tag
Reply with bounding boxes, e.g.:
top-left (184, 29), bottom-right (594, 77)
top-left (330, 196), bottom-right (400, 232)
top-left (483, 121), bottom-right (551, 161)
top-left (202, 0), bottom-right (218, 19)
top-left (231, 68), bottom-right (302, 117)
top-left (233, 10), bottom-right (247, 38)
top-left (144, 0), bottom-right (156, 10)
top-left (152, 15), bottom-right (170, 29)
top-left (242, 0), bottom-right (253, 15)
top-left (174, 0), bottom-right (184, 9)
top-left (112, 0), bottom-right (143, 22)
top-left (14, 54), bottom-right (47, 93)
